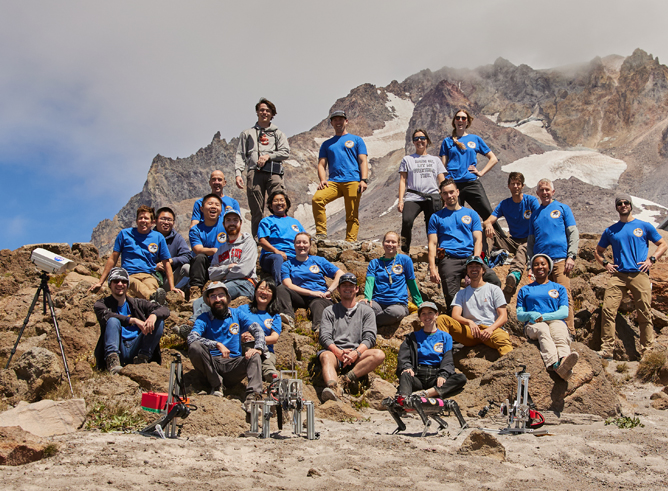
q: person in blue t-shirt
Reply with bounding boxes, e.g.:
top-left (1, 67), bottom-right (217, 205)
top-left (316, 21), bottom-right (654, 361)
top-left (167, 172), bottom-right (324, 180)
top-left (154, 207), bottom-right (193, 289)
top-left (439, 109), bottom-right (503, 237)
top-left (90, 205), bottom-right (183, 303)
top-left (312, 110), bottom-right (369, 242)
top-left (516, 254), bottom-right (579, 381)
top-left (362, 231), bottom-right (423, 327)
top-left (595, 195), bottom-right (667, 359)
top-left (527, 178), bottom-right (579, 335)
top-left (189, 170), bottom-right (240, 228)
top-left (483, 172), bottom-right (541, 301)
top-left (276, 232), bottom-right (344, 331)
top-left (188, 194), bottom-right (228, 300)
top-left (238, 278), bottom-right (283, 382)
top-left (258, 191), bottom-right (305, 285)
top-left (427, 179), bottom-right (501, 311)
top-left (396, 302), bottom-right (467, 399)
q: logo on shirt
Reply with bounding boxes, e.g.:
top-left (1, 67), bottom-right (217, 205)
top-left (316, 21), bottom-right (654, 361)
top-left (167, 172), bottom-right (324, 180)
top-left (217, 232), bottom-right (227, 243)
top-left (147, 243), bottom-right (158, 254)
top-left (291, 224), bottom-right (300, 232)
top-left (344, 140), bottom-right (355, 149)
top-left (550, 210), bottom-right (561, 219)
top-left (392, 264), bottom-right (404, 274)
top-left (259, 133), bottom-right (270, 145)
top-left (309, 264), bottom-right (321, 274)
top-left (461, 215), bottom-right (472, 225)
top-left (633, 228), bottom-right (643, 237)
top-left (264, 318), bottom-right (273, 329)
top-left (524, 210), bottom-right (532, 219)
top-left (229, 323), bottom-right (240, 335)
top-left (433, 342), bottom-right (444, 353)
top-left (467, 141), bottom-right (476, 149)
top-left (548, 289), bottom-right (560, 298)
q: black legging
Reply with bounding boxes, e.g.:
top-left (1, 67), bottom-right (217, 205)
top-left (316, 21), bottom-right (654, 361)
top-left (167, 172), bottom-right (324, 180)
top-left (276, 285), bottom-right (332, 331)
top-left (401, 200), bottom-right (436, 252)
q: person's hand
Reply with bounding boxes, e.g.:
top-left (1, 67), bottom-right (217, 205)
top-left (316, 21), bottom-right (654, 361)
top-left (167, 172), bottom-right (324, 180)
top-left (605, 262), bottom-right (619, 273)
top-left (217, 342), bottom-right (230, 358)
top-left (468, 165), bottom-right (481, 176)
top-left (317, 180), bottom-right (329, 190)
top-left (436, 376), bottom-right (446, 387)
top-left (334, 349), bottom-right (347, 363)
top-left (468, 320), bottom-right (481, 338)
top-left (358, 181), bottom-right (368, 193)
top-left (637, 259), bottom-right (653, 273)
top-left (241, 332), bottom-right (255, 343)
top-left (402, 368), bottom-right (415, 377)
top-left (528, 312), bottom-right (543, 324)
top-left (89, 282), bottom-right (103, 294)
top-left (484, 223), bottom-right (495, 239)
top-left (235, 176), bottom-right (244, 189)
top-left (478, 327), bottom-right (493, 341)
top-left (397, 201), bottom-right (404, 213)
top-left (245, 348), bottom-right (260, 359)
top-left (132, 317), bottom-right (147, 334)
top-left (257, 155), bottom-right (270, 167)
top-left (564, 257), bottom-right (575, 275)
top-left (314, 290), bottom-right (332, 299)
top-left (359, 299), bottom-right (371, 305)
top-left (143, 315), bottom-right (156, 335)
top-left (429, 267), bottom-right (440, 284)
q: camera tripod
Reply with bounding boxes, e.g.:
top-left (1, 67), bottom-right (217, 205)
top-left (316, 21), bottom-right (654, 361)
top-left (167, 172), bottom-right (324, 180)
top-left (5, 271), bottom-right (74, 396)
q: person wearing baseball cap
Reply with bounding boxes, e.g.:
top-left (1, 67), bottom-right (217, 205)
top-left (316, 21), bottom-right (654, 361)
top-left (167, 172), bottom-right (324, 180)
top-left (318, 272), bottom-right (385, 402)
top-left (93, 267), bottom-right (170, 374)
top-left (436, 256), bottom-right (513, 357)
top-left (594, 194), bottom-right (667, 359)
top-left (311, 109), bottom-right (369, 242)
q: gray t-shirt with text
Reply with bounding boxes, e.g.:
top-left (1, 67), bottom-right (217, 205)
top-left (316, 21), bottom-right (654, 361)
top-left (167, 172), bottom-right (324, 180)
top-left (451, 282), bottom-right (507, 328)
top-left (399, 154), bottom-right (446, 202)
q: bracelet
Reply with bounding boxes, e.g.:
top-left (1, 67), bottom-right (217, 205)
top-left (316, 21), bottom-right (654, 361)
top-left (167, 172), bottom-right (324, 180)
top-left (354, 349), bottom-right (361, 358)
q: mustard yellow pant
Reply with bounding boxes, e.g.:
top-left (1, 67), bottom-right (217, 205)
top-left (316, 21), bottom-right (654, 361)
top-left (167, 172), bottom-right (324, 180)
top-left (436, 315), bottom-right (513, 356)
top-left (128, 273), bottom-right (159, 300)
top-left (312, 181), bottom-right (361, 242)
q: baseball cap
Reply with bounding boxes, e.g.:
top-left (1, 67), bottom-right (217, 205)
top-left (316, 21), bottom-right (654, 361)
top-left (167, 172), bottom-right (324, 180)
top-left (329, 110), bottom-right (347, 120)
top-left (465, 256), bottom-right (485, 267)
top-left (223, 207), bottom-right (242, 219)
top-left (108, 267), bottom-right (129, 285)
top-left (338, 272), bottom-right (357, 285)
top-left (417, 301), bottom-right (438, 315)
top-left (203, 282), bottom-right (230, 305)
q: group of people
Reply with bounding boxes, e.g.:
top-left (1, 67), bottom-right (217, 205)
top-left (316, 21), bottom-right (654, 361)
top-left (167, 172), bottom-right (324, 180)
top-left (90, 102), bottom-right (667, 413)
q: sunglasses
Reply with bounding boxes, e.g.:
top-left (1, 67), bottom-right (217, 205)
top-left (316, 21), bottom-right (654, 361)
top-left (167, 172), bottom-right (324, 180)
top-left (110, 279), bottom-right (128, 285)
top-left (412, 136), bottom-right (427, 141)
top-left (616, 201), bottom-right (631, 207)
top-left (454, 116), bottom-right (468, 121)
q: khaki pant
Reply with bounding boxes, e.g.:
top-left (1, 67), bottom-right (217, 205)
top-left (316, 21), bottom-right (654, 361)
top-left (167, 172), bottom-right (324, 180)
top-left (437, 315), bottom-right (513, 356)
top-left (549, 261), bottom-right (575, 335)
top-left (247, 169), bottom-right (284, 238)
top-left (128, 273), bottom-right (159, 299)
top-left (525, 320), bottom-right (571, 367)
top-left (601, 271), bottom-right (653, 352)
top-left (493, 234), bottom-right (528, 276)
top-left (312, 181), bottom-right (361, 241)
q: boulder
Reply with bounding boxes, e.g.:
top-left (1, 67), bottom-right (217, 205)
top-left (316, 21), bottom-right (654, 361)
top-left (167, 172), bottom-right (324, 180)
top-left (365, 373), bottom-right (397, 410)
top-left (0, 426), bottom-right (51, 466)
top-left (0, 399), bottom-right (86, 436)
top-left (315, 400), bottom-right (362, 422)
top-left (180, 395), bottom-right (249, 437)
top-left (458, 430), bottom-right (506, 460)
top-left (649, 391), bottom-right (668, 410)
top-left (377, 313), bottom-right (418, 340)
top-left (72, 242), bottom-right (99, 262)
top-left (650, 263), bottom-right (668, 312)
top-left (293, 334), bottom-right (317, 362)
top-left (0, 368), bottom-right (28, 400)
top-left (274, 332), bottom-right (296, 369)
top-left (72, 360), bottom-right (94, 381)
top-left (578, 308), bottom-right (641, 361)
top-left (119, 363), bottom-right (171, 392)
top-left (13, 347), bottom-right (63, 396)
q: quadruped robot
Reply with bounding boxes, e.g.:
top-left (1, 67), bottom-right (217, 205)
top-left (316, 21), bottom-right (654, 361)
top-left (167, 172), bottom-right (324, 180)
top-left (383, 394), bottom-right (468, 438)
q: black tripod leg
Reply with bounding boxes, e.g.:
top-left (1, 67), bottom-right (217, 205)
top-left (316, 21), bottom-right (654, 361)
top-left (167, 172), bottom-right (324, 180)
top-left (44, 284), bottom-right (74, 396)
top-left (5, 281), bottom-right (43, 369)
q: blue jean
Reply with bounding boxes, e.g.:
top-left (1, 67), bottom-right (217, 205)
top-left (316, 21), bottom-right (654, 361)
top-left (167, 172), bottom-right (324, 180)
top-left (104, 317), bottom-right (164, 365)
top-left (225, 278), bottom-right (256, 300)
top-left (260, 253), bottom-right (284, 285)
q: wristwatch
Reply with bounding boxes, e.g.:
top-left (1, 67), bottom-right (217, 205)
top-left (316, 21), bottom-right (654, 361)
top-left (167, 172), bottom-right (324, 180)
top-left (650, 256), bottom-right (657, 264)
top-left (567, 253), bottom-right (576, 260)
top-left (602, 260), bottom-right (609, 266)
top-left (354, 348), bottom-right (361, 358)
top-left (360, 178), bottom-right (368, 183)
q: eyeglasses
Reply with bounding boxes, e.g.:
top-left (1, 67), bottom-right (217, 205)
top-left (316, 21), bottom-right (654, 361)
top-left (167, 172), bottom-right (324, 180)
top-left (158, 217), bottom-right (174, 222)
top-left (616, 201), bottom-right (631, 207)
top-left (412, 136), bottom-right (427, 141)
top-left (110, 280), bottom-right (128, 285)
top-left (454, 116), bottom-right (468, 121)
top-left (208, 293), bottom-right (228, 301)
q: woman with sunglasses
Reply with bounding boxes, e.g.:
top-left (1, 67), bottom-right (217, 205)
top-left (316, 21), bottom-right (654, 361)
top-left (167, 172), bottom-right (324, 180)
top-left (398, 129), bottom-right (446, 252)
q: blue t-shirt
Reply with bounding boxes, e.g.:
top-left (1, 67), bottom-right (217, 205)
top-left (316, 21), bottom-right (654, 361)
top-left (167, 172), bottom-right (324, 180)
top-left (415, 329), bottom-right (453, 367)
top-left (598, 219), bottom-right (662, 273)
top-left (257, 215), bottom-right (305, 259)
top-left (281, 256), bottom-right (340, 294)
top-left (237, 304), bottom-right (282, 354)
top-left (113, 228), bottom-right (171, 275)
top-left (517, 281), bottom-right (569, 316)
top-left (439, 134), bottom-right (491, 182)
top-left (427, 207), bottom-right (482, 258)
top-left (529, 200), bottom-right (577, 260)
top-left (192, 308), bottom-right (243, 358)
top-left (191, 196), bottom-right (240, 224)
top-left (117, 301), bottom-right (140, 341)
top-left (318, 134), bottom-right (367, 183)
top-left (189, 221), bottom-right (228, 249)
top-left (366, 254), bottom-right (415, 305)
top-left (492, 195), bottom-right (540, 239)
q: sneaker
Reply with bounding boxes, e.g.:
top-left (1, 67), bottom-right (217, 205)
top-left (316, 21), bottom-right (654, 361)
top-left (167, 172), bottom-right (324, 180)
top-left (596, 350), bottom-right (613, 361)
top-left (315, 234), bottom-right (327, 241)
top-left (150, 287), bottom-right (167, 305)
top-left (321, 387), bottom-right (340, 402)
top-left (556, 352), bottom-right (579, 380)
top-left (133, 353), bottom-right (150, 364)
top-left (280, 313), bottom-right (295, 330)
top-left (243, 392), bottom-right (263, 412)
top-left (411, 390), bottom-right (428, 399)
top-left (105, 353), bottom-right (122, 375)
top-left (503, 273), bottom-right (517, 296)
top-left (189, 286), bottom-right (203, 301)
top-left (210, 388), bottom-right (224, 397)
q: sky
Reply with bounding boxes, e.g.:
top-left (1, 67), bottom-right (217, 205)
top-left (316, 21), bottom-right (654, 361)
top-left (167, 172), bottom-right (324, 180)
top-left (1, 0), bottom-right (667, 250)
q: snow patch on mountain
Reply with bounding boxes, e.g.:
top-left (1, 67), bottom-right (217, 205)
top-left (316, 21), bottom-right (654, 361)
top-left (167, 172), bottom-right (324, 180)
top-left (630, 196), bottom-right (668, 227)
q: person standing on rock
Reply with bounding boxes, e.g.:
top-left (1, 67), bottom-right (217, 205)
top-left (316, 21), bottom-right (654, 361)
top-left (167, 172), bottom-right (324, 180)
top-left (258, 191), bottom-right (305, 285)
top-left (312, 110), bottom-right (369, 242)
top-left (190, 170), bottom-right (240, 228)
top-left (362, 231), bottom-right (423, 328)
top-left (90, 205), bottom-right (183, 303)
top-left (396, 302), bottom-right (467, 400)
top-left (437, 256), bottom-right (513, 357)
top-left (516, 254), bottom-right (579, 381)
top-left (235, 98), bottom-right (290, 238)
top-left (93, 267), bottom-right (170, 373)
top-left (428, 179), bottom-right (501, 311)
top-left (276, 232), bottom-right (344, 331)
top-left (594, 195), bottom-right (667, 359)
top-left (398, 129), bottom-right (446, 252)
top-left (526, 178), bottom-right (579, 335)
top-left (319, 273), bottom-right (385, 402)
top-left (483, 172), bottom-right (540, 302)
top-left (154, 207), bottom-right (193, 288)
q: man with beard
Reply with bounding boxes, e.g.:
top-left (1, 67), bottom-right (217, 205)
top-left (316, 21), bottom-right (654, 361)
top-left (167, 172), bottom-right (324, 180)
top-left (208, 208), bottom-right (258, 300)
top-left (187, 282), bottom-right (264, 408)
top-left (595, 195), bottom-right (667, 359)
top-left (190, 170), bottom-right (240, 228)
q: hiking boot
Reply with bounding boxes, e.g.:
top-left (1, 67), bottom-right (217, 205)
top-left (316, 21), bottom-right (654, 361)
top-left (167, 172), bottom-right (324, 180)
top-left (503, 273), bottom-right (517, 297)
top-left (243, 392), bottom-right (263, 412)
top-left (315, 234), bottom-right (327, 241)
top-left (210, 388), bottom-right (224, 397)
top-left (596, 350), bottom-right (613, 361)
top-left (321, 387), bottom-right (340, 402)
top-left (556, 352), bottom-right (579, 380)
top-left (279, 313), bottom-right (295, 330)
top-left (150, 287), bottom-right (167, 305)
top-left (171, 323), bottom-right (193, 339)
top-left (106, 353), bottom-right (122, 375)
top-left (133, 353), bottom-right (150, 364)
top-left (189, 286), bottom-right (202, 301)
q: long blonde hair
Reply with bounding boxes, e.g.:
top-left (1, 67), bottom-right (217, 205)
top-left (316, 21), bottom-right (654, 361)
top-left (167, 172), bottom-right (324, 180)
top-left (451, 109), bottom-right (473, 151)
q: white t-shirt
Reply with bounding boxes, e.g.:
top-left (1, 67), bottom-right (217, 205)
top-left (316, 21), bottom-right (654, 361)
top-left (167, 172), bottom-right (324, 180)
top-left (398, 154), bottom-right (446, 202)
top-left (451, 282), bottom-right (507, 328)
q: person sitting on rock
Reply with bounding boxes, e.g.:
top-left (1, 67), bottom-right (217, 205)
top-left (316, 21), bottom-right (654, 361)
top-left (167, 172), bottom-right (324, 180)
top-left (208, 208), bottom-right (258, 300)
top-left (319, 273), bottom-right (385, 401)
top-left (188, 194), bottom-right (228, 300)
top-left (238, 278), bottom-right (282, 382)
top-left (516, 254), bottom-right (579, 381)
top-left (396, 301), bottom-right (467, 400)
top-left (362, 231), bottom-right (423, 328)
top-left (436, 256), bottom-right (513, 357)
top-left (189, 170), bottom-right (240, 228)
top-left (594, 195), bottom-right (667, 359)
top-left (154, 207), bottom-right (193, 289)
top-left (93, 267), bottom-right (170, 373)
top-left (90, 205), bottom-right (183, 303)
top-left (276, 232), bottom-right (343, 331)
top-left (258, 190), bottom-right (305, 285)
top-left (187, 282), bottom-right (265, 410)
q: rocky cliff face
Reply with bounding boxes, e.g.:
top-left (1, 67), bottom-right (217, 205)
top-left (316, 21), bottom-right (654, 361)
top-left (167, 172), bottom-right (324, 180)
top-left (92, 48), bottom-right (668, 254)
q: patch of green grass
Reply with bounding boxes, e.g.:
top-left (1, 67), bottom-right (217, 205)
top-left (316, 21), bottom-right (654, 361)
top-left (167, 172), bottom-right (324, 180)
top-left (85, 402), bottom-right (148, 433)
top-left (160, 333), bottom-right (187, 350)
top-left (48, 273), bottom-right (67, 288)
top-left (43, 443), bottom-right (58, 458)
top-left (373, 345), bottom-right (398, 384)
top-left (636, 351), bottom-right (667, 383)
top-left (605, 416), bottom-right (644, 429)
top-left (616, 362), bottom-right (628, 373)
top-left (351, 397), bottom-right (370, 411)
